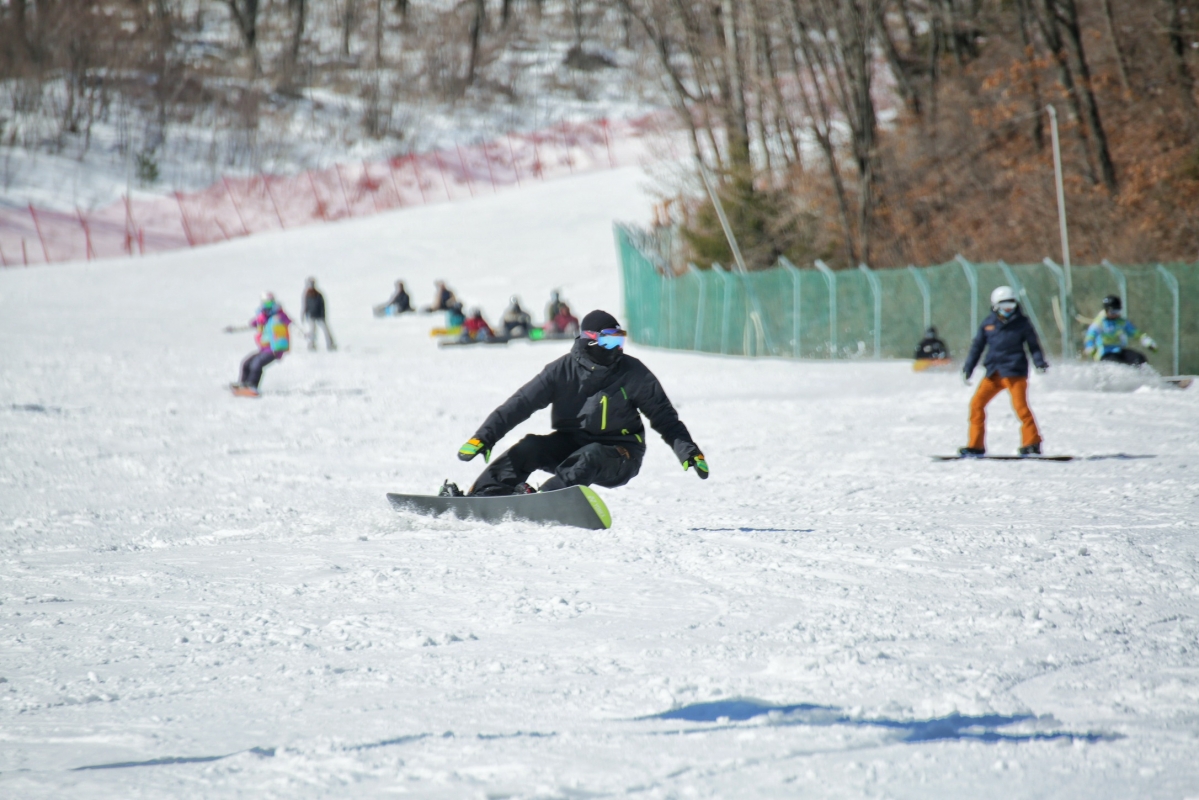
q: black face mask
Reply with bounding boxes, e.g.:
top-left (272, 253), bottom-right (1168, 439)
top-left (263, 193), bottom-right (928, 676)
top-left (584, 341), bottom-right (622, 367)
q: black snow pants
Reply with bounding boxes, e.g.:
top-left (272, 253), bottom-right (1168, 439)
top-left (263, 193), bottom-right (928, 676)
top-left (240, 350), bottom-right (279, 389)
top-left (1101, 348), bottom-right (1148, 367)
top-left (469, 431), bottom-right (642, 496)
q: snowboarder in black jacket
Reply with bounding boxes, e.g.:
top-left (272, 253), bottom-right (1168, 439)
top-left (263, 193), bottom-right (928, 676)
top-left (451, 310), bottom-right (708, 496)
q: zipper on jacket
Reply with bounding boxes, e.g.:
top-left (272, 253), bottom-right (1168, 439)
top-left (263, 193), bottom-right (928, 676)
top-left (600, 395), bottom-right (608, 430)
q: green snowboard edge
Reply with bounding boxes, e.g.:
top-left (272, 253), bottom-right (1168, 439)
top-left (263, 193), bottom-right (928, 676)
top-left (579, 486), bottom-right (612, 529)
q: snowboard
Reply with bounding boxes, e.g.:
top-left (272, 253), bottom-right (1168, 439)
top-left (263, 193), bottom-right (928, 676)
top-left (387, 485), bottom-right (611, 530)
top-left (230, 384), bottom-right (259, 398)
top-left (933, 454), bottom-right (1073, 462)
top-left (438, 335), bottom-right (512, 347)
top-left (1163, 376), bottom-right (1195, 389)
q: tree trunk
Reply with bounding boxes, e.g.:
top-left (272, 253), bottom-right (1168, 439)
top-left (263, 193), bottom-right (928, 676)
top-left (1099, 0), bottom-right (1129, 93)
top-left (1057, 0), bottom-right (1117, 191)
top-left (341, 0), bottom-right (355, 57)
top-left (1015, 0), bottom-right (1045, 150)
top-left (1165, 0), bottom-right (1199, 127)
top-left (465, 0), bottom-right (485, 86)
top-left (1033, 0), bottom-right (1098, 186)
top-left (720, 0), bottom-right (752, 176)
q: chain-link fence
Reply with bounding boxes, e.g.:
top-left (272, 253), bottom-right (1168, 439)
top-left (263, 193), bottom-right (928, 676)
top-left (616, 224), bottom-right (1199, 376)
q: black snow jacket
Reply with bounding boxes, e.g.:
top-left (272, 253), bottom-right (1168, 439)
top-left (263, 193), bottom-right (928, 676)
top-left (473, 339), bottom-right (700, 463)
top-left (303, 288), bottom-right (326, 320)
top-left (963, 309), bottom-right (1047, 379)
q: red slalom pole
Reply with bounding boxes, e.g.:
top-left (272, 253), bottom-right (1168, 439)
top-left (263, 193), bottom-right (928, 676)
top-left (28, 204), bottom-right (50, 263)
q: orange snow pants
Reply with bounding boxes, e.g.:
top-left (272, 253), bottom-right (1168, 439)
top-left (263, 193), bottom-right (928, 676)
top-left (968, 374), bottom-right (1041, 451)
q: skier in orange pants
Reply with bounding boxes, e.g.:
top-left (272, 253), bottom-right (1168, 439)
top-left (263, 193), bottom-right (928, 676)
top-left (960, 286), bottom-right (1049, 457)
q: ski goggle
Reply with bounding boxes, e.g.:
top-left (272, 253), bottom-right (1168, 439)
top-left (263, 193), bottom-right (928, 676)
top-left (582, 328), bottom-right (627, 349)
top-left (996, 300), bottom-right (1017, 314)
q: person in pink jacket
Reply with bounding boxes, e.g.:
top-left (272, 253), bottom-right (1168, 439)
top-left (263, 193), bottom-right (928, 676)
top-left (232, 293), bottom-right (292, 396)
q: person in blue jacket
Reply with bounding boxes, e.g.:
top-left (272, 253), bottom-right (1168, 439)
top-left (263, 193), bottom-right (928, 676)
top-left (960, 286), bottom-right (1049, 457)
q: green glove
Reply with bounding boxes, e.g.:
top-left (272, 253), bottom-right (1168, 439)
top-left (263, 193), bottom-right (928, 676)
top-left (684, 454), bottom-right (709, 480)
top-left (458, 437), bottom-right (490, 463)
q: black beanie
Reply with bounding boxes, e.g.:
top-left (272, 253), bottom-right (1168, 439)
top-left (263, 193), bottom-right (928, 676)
top-left (580, 309), bottom-right (619, 332)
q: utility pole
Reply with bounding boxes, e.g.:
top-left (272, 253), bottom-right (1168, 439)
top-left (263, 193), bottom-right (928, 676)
top-left (1047, 105), bottom-right (1073, 332)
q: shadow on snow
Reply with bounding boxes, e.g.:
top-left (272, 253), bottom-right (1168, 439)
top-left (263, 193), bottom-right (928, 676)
top-left (644, 699), bottom-right (1120, 744)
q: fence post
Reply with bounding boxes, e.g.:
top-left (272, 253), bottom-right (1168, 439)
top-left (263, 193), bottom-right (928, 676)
top-left (1101, 259), bottom-right (1128, 315)
top-left (410, 156), bottom-right (428, 204)
top-left (714, 262), bottom-right (733, 355)
top-left (781, 257), bottom-right (803, 358)
top-left (998, 259), bottom-right (1050, 357)
top-left (261, 173), bottom-right (287, 228)
top-left (28, 204), bottom-right (49, 263)
top-left (859, 262), bottom-right (882, 359)
top-left (22, 239), bottom-right (29, 265)
top-left (954, 254), bottom-right (978, 334)
top-left (455, 144), bottom-right (475, 198)
top-left (306, 171), bottom-right (327, 220)
top-left (689, 263), bottom-right (706, 351)
top-left (1041, 257), bottom-right (1070, 358)
top-left (908, 265), bottom-right (931, 331)
top-left (480, 142), bottom-right (498, 193)
top-left (814, 259), bottom-right (837, 358)
top-left (333, 163), bottom-right (353, 215)
top-left (600, 118), bottom-right (614, 167)
top-left (384, 159), bottom-right (404, 207)
top-left (1155, 264), bottom-right (1181, 376)
top-left (220, 177), bottom-right (248, 235)
top-left (0, 242), bottom-right (7, 266)
top-left (506, 132), bottom-right (522, 186)
top-left (429, 151), bottom-right (450, 199)
top-left (361, 161), bottom-right (381, 213)
top-left (77, 207), bottom-right (95, 260)
top-left (560, 120), bottom-right (573, 174)
top-left (174, 192), bottom-right (196, 246)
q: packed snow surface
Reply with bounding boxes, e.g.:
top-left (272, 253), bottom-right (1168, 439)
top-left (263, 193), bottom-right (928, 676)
top-left (2, 167), bottom-right (1198, 798)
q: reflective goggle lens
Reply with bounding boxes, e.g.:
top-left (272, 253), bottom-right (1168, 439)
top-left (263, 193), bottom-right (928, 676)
top-left (583, 328), bottom-right (627, 349)
top-left (997, 300), bottom-right (1017, 311)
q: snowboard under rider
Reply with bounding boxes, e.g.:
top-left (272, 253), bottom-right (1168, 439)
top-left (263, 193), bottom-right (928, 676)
top-left (232, 293), bottom-right (292, 396)
top-left (446, 309), bottom-right (708, 497)
top-left (1083, 294), bottom-right (1157, 366)
top-left (377, 280), bottom-right (414, 316)
top-left (423, 280), bottom-right (458, 313)
top-left (960, 286), bottom-right (1048, 457)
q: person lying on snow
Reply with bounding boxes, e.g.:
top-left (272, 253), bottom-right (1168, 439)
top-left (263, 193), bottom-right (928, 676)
top-left (959, 286), bottom-right (1048, 457)
top-left (232, 293), bottom-right (291, 397)
top-left (1084, 294), bottom-right (1157, 367)
top-left (461, 308), bottom-right (495, 342)
top-left (443, 310), bottom-right (708, 497)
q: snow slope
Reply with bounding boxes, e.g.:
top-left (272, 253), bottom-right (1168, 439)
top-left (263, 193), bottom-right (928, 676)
top-left (1, 167), bottom-right (1198, 799)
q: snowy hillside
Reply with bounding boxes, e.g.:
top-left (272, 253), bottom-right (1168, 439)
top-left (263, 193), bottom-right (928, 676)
top-left (2, 166), bottom-right (1198, 798)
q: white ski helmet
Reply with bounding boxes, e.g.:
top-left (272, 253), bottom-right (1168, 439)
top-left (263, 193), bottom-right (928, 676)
top-left (990, 286), bottom-right (1017, 308)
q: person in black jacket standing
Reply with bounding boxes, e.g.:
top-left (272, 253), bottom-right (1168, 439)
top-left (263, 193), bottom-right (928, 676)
top-left (448, 310), bottom-right (708, 496)
top-left (960, 286), bottom-right (1048, 457)
top-left (301, 277), bottom-right (336, 351)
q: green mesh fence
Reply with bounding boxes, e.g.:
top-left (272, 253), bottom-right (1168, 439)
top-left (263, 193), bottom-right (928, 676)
top-left (616, 224), bottom-right (1199, 375)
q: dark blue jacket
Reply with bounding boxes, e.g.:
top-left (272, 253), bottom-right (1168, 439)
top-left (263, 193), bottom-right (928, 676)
top-left (963, 309), bottom-right (1047, 378)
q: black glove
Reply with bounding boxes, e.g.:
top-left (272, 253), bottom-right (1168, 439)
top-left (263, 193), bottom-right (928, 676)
top-left (684, 454), bottom-right (709, 480)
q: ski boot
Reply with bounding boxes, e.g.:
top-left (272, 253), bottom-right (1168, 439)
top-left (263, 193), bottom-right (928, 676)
top-left (957, 447), bottom-right (985, 458)
top-left (1018, 443), bottom-right (1042, 456)
top-left (438, 481), bottom-right (465, 498)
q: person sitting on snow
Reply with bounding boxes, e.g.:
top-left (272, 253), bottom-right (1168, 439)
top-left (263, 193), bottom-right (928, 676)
top-left (232, 293), bottom-right (292, 397)
top-left (376, 280), bottom-right (413, 316)
top-left (1084, 294), bottom-right (1157, 367)
top-left (545, 290), bottom-right (579, 334)
top-left (444, 310), bottom-right (707, 497)
top-left (461, 308), bottom-right (495, 342)
top-left (914, 326), bottom-right (950, 361)
top-left (502, 296), bottom-right (533, 337)
top-left (423, 280), bottom-right (458, 313)
top-left (959, 286), bottom-right (1048, 457)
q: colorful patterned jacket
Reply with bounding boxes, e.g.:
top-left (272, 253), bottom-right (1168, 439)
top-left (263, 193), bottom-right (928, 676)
top-left (252, 308), bottom-right (292, 355)
top-left (1084, 313), bottom-right (1150, 359)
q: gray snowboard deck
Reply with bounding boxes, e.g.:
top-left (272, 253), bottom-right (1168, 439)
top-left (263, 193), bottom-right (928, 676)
top-left (387, 485), bottom-right (611, 530)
